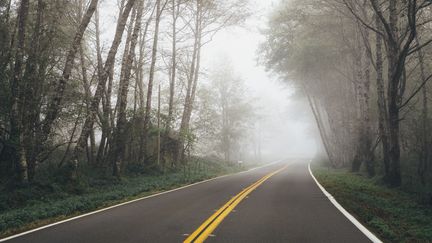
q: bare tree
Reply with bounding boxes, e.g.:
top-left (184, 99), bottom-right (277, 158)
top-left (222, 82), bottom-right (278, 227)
top-left (39, 0), bottom-right (99, 149)
top-left (141, 0), bottom-right (163, 163)
top-left (70, 0), bottom-right (136, 179)
top-left (113, 0), bottom-right (145, 177)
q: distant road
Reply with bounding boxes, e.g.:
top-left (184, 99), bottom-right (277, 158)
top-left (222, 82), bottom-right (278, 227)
top-left (2, 160), bottom-right (372, 243)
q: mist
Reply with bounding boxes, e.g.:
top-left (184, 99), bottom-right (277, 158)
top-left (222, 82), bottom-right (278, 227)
top-left (201, 0), bottom-right (318, 161)
top-left (2, 0), bottom-right (432, 241)
top-left (95, 0), bottom-right (319, 163)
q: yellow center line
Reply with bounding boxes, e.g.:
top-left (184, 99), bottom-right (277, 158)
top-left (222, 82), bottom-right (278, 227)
top-left (184, 165), bottom-right (288, 243)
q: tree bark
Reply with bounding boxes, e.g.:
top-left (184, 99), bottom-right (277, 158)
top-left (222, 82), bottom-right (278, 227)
top-left (375, 12), bottom-right (390, 179)
top-left (136, 9), bottom-right (153, 162)
top-left (22, 0), bottom-right (45, 181)
top-left (70, 0), bottom-right (136, 180)
top-left (177, 0), bottom-right (202, 163)
top-left (385, 0), bottom-right (402, 187)
top-left (95, 6), bottom-right (108, 165)
top-left (362, 46), bottom-right (375, 176)
top-left (167, 0), bottom-right (179, 132)
top-left (78, 42), bottom-right (96, 165)
top-left (370, 0), bottom-right (418, 186)
top-left (352, 33), bottom-right (364, 172)
top-left (142, 0), bottom-right (162, 164)
top-left (39, 0), bottom-right (99, 148)
top-left (415, 36), bottom-right (429, 184)
top-left (304, 89), bottom-right (336, 167)
top-left (10, 0), bottom-right (30, 183)
top-left (113, 0), bottom-right (144, 177)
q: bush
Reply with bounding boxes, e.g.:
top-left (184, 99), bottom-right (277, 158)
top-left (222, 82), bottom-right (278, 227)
top-left (0, 158), bottom-right (244, 237)
top-left (312, 164), bottom-right (432, 242)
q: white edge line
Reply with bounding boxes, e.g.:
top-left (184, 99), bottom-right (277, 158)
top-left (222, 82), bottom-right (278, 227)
top-left (0, 159), bottom-right (285, 242)
top-left (308, 162), bottom-right (383, 243)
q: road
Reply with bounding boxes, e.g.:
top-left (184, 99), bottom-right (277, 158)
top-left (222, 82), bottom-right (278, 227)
top-left (2, 160), bottom-right (372, 243)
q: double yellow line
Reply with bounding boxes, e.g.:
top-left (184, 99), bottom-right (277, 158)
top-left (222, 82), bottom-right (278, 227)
top-left (184, 165), bottom-right (288, 243)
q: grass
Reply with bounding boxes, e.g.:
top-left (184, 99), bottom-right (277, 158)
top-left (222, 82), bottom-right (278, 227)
top-left (0, 158), bottom-right (248, 238)
top-left (312, 164), bottom-right (432, 243)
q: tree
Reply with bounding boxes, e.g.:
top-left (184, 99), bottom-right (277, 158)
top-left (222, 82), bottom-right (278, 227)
top-left (9, 0), bottom-right (30, 183)
top-left (70, 0), bottom-right (136, 179)
top-left (0, 0), bottom-right (252, 185)
top-left (142, 0), bottom-right (163, 164)
top-left (344, 0), bottom-right (431, 186)
top-left (192, 61), bottom-right (254, 162)
top-left (113, 0), bottom-right (145, 177)
top-left (262, 0), bottom-right (432, 188)
top-left (177, 0), bottom-right (249, 163)
top-left (211, 64), bottom-right (253, 162)
top-left (39, 0), bottom-right (99, 151)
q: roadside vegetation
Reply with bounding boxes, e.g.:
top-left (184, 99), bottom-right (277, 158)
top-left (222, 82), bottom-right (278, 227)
top-left (263, 2), bottom-right (432, 241)
top-left (1, 0), bottom-right (258, 237)
top-left (1, 1), bottom-right (255, 185)
top-left (312, 161), bottom-right (432, 243)
top-left (262, 0), bottom-right (432, 189)
top-left (0, 157), bottom-right (248, 238)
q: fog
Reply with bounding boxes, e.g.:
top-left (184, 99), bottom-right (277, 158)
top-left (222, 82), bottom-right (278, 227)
top-left (97, 0), bottom-right (319, 162)
top-left (2, 1), bottom-right (430, 239)
top-left (202, 0), bottom-right (318, 160)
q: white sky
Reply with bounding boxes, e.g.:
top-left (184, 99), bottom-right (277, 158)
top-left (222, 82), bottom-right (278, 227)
top-left (202, 0), bottom-right (317, 159)
top-left (99, 0), bottom-right (318, 159)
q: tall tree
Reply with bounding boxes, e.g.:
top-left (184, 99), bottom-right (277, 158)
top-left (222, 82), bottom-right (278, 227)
top-left (10, 0), bottom-right (30, 183)
top-left (166, 0), bottom-right (180, 133)
top-left (141, 0), bottom-right (162, 163)
top-left (369, 0), bottom-right (418, 186)
top-left (113, 0), bottom-right (145, 177)
top-left (177, 0), bottom-right (249, 163)
top-left (70, 0), bottom-right (136, 179)
top-left (39, 0), bottom-right (99, 149)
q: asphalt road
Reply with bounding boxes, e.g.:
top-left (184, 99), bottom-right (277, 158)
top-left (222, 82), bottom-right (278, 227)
top-left (3, 160), bottom-right (371, 243)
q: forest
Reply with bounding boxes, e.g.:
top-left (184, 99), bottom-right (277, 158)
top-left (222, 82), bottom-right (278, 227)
top-left (261, 2), bottom-right (432, 239)
top-left (2, 0), bottom-right (432, 241)
top-left (0, 0), bottom-right (256, 184)
top-left (0, 0), bottom-right (260, 234)
top-left (263, 0), bottom-right (432, 193)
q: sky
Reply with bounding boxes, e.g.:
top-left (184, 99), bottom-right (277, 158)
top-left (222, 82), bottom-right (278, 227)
top-left (202, 0), bottom-right (318, 159)
top-left (99, 0), bottom-right (318, 160)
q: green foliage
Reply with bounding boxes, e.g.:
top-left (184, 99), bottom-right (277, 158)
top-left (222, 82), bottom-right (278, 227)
top-left (0, 158), bottom-right (244, 237)
top-left (312, 164), bottom-right (432, 242)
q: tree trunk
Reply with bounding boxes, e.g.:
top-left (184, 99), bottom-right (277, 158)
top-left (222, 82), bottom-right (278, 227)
top-left (95, 6), bottom-right (108, 165)
top-left (113, 0), bottom-right (144, 177)
top-left (70, 0), bottom-right (136, 180)
top-left (22, 0), bottom-right (45, 181)
top-left (142, 0), bottom-right (162, 164)
top-left (415, 36), bottom-right (429, 184)
top-left (178, 0), bottom-right (202, 163)
top-left (10, 0), bottom-right (30, 183)
top-left (371, 0), bottom-right (418, 186)
top-left (167, 0), bottom-right (178, 132)
top-left (78, 42), bottom-right (96, 165)
top-left (375, 13), bottom-right (390, 179)
top-left (352, 36), bottom-right (364, 173)
top-left (39, 0), bottom-right (99, 148)
top-left (304, 86), bottom-right (336, 167)
top-left (136, 12), bottom-right (153, 162)
top-left (363, 36), bottom-right (375, 177)
top-left (385, 0), bottom-right (402, 187)
top-left (359, 24), bottom-right (375, 176)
